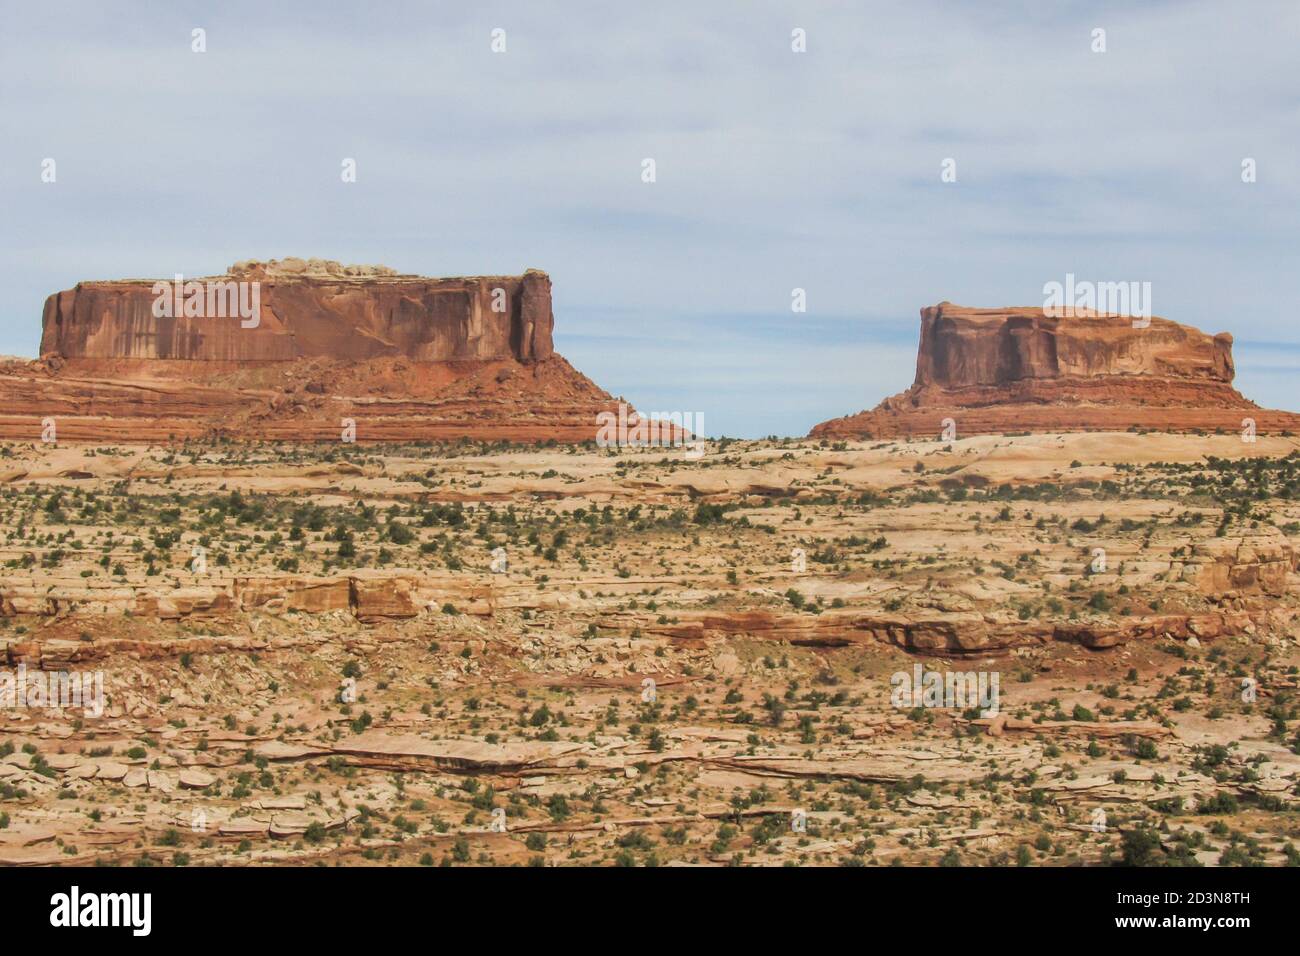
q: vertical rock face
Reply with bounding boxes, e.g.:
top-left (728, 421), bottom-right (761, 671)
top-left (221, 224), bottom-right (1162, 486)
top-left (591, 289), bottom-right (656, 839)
top-left (39, 260), bottom-right (556, 365)
top-left (518, 269), bottom-right (555, 363)
top-left (811, 302), bottom-right (1300, 439)
top-left (911, 303), bottom-right (1236, 390)
top-left (0, 259), bottom-right (623, 443)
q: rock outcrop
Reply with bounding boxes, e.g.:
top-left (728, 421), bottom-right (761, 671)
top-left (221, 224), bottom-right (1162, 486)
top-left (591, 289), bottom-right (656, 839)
top-left (0, 260), bottom-right (621, 443)
top-left (40, 259), bottom-right (554, 365)
top-left (812, 303), bottom-right (1300, 439)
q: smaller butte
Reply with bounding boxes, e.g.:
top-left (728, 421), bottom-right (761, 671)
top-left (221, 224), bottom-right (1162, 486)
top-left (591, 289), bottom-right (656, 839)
top-left (811, 302), bottom-right (1300, 439)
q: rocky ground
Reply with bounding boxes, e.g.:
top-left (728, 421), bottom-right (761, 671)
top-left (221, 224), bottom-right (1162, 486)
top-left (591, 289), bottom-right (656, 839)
top-left (1, 431), bottom-right (1298, 867)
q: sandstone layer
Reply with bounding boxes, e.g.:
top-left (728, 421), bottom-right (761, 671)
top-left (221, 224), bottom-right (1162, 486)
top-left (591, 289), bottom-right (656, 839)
top-left (812, 303), bottom-right (1300, 439)
top-left (0, 259), bottom-right (621, 443)
top-left (41, 259), bottom-right (554, 364)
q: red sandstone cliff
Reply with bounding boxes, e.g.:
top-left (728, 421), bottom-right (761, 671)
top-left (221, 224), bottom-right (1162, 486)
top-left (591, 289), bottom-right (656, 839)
top-left (811, 302), bottom-right (1300, 439)
top-left (0, 259), bottom-right (624, 443)
top-left (40, 259), bottom-right (554, 366)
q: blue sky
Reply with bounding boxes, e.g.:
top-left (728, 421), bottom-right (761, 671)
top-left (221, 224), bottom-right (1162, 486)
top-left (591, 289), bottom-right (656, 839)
top-left (1, 0), bottom-right (1297, 437)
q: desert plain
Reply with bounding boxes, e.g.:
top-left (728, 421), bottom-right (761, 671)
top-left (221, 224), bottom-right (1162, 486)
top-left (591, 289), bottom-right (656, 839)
top-left (0, 429), bottom-right (1297, 867)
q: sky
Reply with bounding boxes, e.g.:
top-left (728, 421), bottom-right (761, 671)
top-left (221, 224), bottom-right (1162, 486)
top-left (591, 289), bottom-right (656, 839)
top-left (1, 0), bottom-right (1297, 437)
